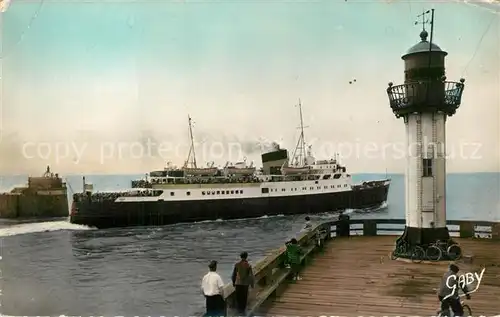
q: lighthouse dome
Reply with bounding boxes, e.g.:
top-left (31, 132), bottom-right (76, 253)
top-left (402, 30), bottom-right (447, 59)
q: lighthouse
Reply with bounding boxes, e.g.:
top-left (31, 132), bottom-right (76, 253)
top-left (386, 10), bottom-right (465, 260)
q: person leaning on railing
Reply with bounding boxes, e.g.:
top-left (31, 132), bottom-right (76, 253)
top-left (337, 210), bottom-right (350, 237)
top-left (285, 238), bottom-right (303, 281)
top-left (303, 216), bottom-right (312, 231)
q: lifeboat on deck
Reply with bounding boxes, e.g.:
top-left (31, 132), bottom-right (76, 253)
top-left (224, 159), bottom-right (256, 175)
top-left (281, 166), bottom-right (312, 174)
top-left (225, 166), bottom-right (256, 175)
top-left (182, 167), bottom-right (218, 176)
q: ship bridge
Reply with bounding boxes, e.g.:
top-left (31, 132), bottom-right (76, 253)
top-left (312, 159), bottom-right (337, 170)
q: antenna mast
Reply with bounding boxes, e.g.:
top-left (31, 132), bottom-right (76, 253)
top-left (428, 9), bottom-right (435, 56)
top-left (427, 9), bottom-right (436, 104)
top-left (416, 8), bottom-right (436, 68)
top-left (415, 8), bottom-right (435, 102)
top-left (186, 115), bottom-right (197, 168)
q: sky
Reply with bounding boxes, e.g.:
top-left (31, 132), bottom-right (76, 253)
top-left (0, 0), bottom-right (499, 175)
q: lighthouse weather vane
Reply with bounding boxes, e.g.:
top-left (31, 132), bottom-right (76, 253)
top-left (414, 9), bottom-right (435, 45)
top-left (415, 9), bottom-right (432, 31)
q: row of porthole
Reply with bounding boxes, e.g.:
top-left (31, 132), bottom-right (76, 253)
top-left (202, 189), bottom-right (243, 196)
top-left (169, 183), bottom-right (350, 196)
top-left (269, 184), bottom-right (349, 192)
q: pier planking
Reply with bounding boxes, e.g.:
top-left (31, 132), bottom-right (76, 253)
top-left (208, 219), bottom-right (500, 317)
top-left (262, 236), bottom-right (500, 316)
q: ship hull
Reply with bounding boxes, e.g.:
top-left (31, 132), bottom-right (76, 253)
top-left (70, 181), bottom-right (390, 229)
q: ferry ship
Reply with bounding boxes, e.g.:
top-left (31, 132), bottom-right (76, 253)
top-left (70, 102), bottom-right (391, 229)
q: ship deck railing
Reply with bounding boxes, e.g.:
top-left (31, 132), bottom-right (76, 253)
top-left (200, 218), bottom-right (500, 316)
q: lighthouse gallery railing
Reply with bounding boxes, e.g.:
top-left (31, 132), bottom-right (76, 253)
top-left (387, 80), bottom-right (465, 117)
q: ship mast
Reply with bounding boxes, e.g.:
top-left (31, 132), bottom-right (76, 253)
top-left (185, 115), bottom-right (197, 168)
top-left (290, 99), bottom-right (308, 167)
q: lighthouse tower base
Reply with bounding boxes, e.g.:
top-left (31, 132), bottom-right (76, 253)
top-left (392, 226), bottom-right (461, 262)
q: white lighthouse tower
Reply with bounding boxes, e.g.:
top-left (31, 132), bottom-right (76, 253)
top-left (387, 10), bottom-right (465, 260)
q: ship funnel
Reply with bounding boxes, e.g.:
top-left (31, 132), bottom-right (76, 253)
top-left (261, 146), bottom-right (288, 175)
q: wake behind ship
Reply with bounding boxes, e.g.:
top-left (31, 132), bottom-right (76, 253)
top-left (70, 103), bottom-right (390, 229)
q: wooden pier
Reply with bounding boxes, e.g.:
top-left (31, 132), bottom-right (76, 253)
top-left (217, 219), bottom-right (500, 316)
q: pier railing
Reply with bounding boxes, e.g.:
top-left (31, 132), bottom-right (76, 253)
top-left (338, 218), bottom-right (498, 239)
top-left (215, 218), bottom-right (500, 316)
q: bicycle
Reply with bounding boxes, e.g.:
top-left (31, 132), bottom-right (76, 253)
top-left (426, 240), bottom-right (463, 262)
top-left (426, 241), bottom-right (444, 262)
top-left (447, 243), bottom-right (462, 261)
top-left (391, 241), bottom-right (408, 260)
top-left (391, 243), bottom-right (425, 262)
top-left (411, 245), bottom-right (425, 263)
top-left (436, 299), bottom-right (472, 317)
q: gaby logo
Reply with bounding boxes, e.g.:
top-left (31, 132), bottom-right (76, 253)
top-left (443, 267), bottom-right (486, 300)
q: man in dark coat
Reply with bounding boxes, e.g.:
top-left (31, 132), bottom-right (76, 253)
top-left (231, 252), bottom-right (255, 314)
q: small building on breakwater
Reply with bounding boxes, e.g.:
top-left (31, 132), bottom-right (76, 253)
top-left (0, 166), bottom-right (69, 218)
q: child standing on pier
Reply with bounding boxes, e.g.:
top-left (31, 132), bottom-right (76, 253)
top-left (286, 238), bottom-right (303, 280)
